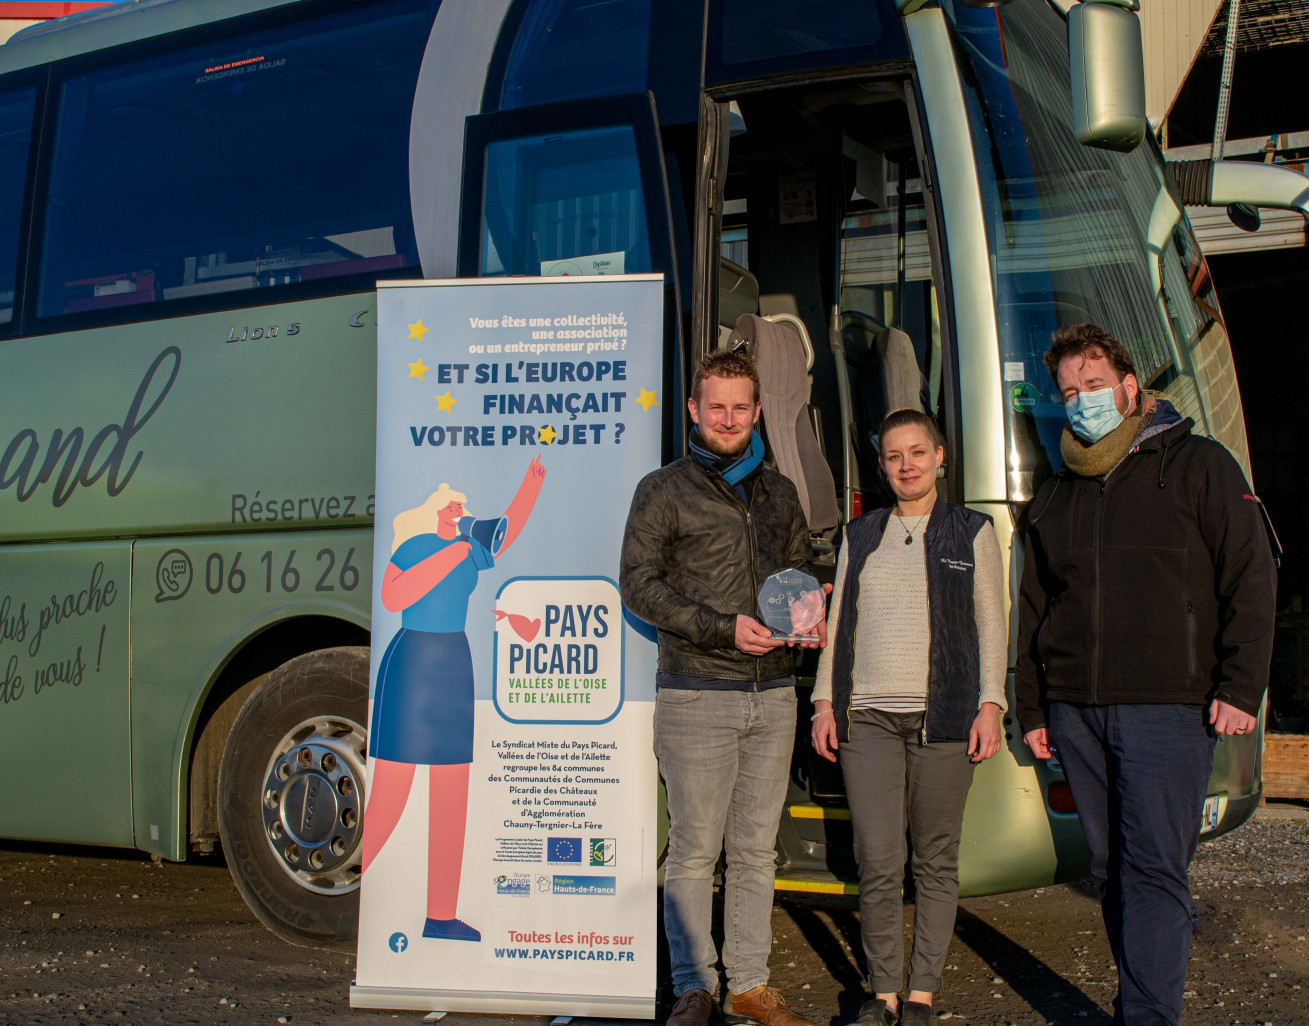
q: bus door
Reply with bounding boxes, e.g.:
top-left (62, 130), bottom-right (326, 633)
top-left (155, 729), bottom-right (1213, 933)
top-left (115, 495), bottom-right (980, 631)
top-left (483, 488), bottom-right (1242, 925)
top-left (695, 78), bottom-right (957, 878)
top-left (1, 542), bottom-right (134, 846)
top-left (456, 93), bottom-right (685, 458)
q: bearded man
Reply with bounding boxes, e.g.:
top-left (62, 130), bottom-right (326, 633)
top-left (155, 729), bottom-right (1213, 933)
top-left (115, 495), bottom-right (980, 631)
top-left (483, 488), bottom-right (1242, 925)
top-left (621, 349), bottom-right (825, 1026)
top-left (1015, 323), bottom-right (1276, 1026)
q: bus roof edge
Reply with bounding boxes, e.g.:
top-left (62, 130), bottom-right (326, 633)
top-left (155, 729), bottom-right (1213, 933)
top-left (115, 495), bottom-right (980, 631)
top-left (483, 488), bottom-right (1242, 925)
top-left (0, 0), bottom-right (305, 76)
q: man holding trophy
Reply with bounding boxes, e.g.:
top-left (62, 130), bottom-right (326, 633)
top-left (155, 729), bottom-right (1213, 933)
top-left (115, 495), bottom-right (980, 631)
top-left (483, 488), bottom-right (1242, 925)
top-left (621, 350), bottom-right (828, 1026)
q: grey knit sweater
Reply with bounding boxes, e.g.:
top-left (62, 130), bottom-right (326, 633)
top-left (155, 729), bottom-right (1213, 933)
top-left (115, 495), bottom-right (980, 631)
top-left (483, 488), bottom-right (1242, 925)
top-left (812, 515), bottom-right (1007, 712)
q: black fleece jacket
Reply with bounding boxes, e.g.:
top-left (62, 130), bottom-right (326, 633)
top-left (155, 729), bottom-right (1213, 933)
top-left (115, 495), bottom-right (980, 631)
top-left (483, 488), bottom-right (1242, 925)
top-left (1014, 408), bottom-right (1276, 734)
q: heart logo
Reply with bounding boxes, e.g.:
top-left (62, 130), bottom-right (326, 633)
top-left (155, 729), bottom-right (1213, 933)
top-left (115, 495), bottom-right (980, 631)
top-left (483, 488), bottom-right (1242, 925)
top-left (492, 610), bottom-right (541, 643)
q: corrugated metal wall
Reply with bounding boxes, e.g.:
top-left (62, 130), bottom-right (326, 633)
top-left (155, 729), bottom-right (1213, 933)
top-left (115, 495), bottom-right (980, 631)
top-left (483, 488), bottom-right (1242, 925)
top-left (1142, 0), bottom-right (1222, 125)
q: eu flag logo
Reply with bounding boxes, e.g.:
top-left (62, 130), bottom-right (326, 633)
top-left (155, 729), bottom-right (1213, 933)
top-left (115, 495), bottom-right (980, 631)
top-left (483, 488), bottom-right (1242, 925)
top-left (547, 836), bottom-right (582, 863)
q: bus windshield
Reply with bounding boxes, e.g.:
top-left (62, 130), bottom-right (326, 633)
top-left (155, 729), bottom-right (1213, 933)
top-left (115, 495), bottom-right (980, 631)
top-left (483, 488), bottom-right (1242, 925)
top-left (944, 0), bottom-right (1250, 498)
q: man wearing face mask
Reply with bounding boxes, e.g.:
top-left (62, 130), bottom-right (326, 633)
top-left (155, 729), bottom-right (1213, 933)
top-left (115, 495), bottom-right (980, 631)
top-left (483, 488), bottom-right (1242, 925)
top-left (1014, 323), bottom-right (1275, 1026)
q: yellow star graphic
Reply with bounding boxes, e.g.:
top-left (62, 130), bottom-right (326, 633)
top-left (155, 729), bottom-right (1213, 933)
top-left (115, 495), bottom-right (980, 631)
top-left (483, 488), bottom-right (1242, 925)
top-left (408, 358), bottom-right (429, 380)
top-left (635, 387), bottom-right (659, 411)
top-left (538, 424), bottom-right (559, 445)
top-left (435, 390), bottom-right (457, 413)
top-left (408, 320), bottom-right (429, 341)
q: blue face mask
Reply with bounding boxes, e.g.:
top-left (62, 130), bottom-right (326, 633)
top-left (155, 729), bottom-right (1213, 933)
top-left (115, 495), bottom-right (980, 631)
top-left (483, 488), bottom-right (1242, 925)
top-left (1064, 383), bottom-right (1124, 443)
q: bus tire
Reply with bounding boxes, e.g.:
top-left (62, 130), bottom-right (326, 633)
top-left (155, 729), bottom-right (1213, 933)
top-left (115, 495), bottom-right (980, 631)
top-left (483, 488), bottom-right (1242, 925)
top-left (217, 646), bottom-right (369, 948)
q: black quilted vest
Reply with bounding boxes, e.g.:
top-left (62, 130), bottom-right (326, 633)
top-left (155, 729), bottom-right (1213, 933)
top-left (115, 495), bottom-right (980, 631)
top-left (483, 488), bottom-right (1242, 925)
top-left (829, 501), bottom-right (992, 743)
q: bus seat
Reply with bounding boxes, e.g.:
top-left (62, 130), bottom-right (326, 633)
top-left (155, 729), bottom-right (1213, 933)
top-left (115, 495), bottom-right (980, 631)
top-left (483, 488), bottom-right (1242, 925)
top-left (874, 325), bottom-right (927, 418)
top-left (761, 312), bottom-right (814, 372)
top-left (719, 257), bottom-right (759, 346)
top-left (761, 312), bottom-right (824, 456)
top-left (735, 313), bottom-right (840, 533)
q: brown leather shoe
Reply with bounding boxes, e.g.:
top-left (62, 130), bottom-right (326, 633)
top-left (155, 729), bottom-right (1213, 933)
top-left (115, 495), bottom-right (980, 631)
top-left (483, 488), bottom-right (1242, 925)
top-left (723, 984), bottom-right (816, 1026)
top-left (667, 988), bottom-right (714, 1026)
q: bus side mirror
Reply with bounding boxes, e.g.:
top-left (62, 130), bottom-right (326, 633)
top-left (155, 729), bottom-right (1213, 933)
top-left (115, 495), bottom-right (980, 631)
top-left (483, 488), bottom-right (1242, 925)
top-left (1068, 0), bottom-right (1147, 153)
top-left (1226, 203), bottom-right (1261, 233)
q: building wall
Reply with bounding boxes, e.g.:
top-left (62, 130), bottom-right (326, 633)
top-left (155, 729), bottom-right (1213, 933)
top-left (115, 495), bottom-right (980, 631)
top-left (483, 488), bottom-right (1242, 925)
top-left (0, 3), bottom-right (116, 45)
top-left (1142, 0), bottom-right (1222, 127)
top-left (0, 19), bottom-right (39, 43)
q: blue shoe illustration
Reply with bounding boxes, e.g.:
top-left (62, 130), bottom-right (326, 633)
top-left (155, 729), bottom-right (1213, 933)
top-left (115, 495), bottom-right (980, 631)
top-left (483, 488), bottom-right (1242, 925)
top-left (422, 917), bottom-right (481, 942)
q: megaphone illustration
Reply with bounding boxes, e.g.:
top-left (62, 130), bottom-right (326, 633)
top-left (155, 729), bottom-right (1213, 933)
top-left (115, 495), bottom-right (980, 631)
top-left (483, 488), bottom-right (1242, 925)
top-left (458, 515), bottom-right (508, 570)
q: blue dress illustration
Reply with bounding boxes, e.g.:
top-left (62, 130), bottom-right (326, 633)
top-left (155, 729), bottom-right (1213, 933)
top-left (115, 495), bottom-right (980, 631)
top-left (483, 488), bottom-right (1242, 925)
top-left (371, 533), bottom-right (481, 765)
top-left (360, 457), bottom-right (545, 942)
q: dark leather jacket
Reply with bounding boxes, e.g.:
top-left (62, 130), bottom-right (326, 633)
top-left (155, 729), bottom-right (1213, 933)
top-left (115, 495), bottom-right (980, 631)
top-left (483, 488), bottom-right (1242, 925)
top-left (620, 455), bottom-right (810, 683)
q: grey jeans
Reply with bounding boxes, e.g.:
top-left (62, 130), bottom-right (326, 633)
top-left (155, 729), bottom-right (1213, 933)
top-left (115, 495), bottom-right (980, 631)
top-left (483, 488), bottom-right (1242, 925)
top-left (840, 709), bottom-right (976, 995)
top-left (654, 686), bottom-right (797, 997)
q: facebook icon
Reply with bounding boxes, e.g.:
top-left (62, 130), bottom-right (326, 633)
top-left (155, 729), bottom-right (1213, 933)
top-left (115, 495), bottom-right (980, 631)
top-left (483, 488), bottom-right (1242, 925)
top-left (547, 836), bottom-right (582, 863)
top-left (389, 932), bottom-right (409, 953)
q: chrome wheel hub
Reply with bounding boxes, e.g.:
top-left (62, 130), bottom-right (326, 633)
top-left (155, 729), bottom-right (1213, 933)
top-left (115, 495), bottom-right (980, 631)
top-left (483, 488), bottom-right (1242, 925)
top-left (260, 714), bottom-right (366, 895)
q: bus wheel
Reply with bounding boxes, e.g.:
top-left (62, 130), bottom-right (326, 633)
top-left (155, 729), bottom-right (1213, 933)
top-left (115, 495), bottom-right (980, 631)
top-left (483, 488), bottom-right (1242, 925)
top-left (217, 646), bottom-right (369, 948)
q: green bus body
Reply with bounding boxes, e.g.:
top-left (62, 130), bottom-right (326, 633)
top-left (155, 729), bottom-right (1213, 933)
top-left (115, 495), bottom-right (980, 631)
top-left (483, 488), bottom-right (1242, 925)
top-left (1, 294), bottom-right (376, 858)
top-left (0, 0), bottom-right (1265, 942)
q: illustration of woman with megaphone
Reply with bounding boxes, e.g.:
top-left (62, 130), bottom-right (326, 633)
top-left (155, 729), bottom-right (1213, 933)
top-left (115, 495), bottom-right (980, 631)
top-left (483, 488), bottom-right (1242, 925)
top-left (361, 455), bottom-right (546, 942)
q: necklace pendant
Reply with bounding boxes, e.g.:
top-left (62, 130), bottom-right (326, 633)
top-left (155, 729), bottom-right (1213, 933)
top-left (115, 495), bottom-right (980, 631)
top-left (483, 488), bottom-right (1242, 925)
top-left (904, 535), bottom-right (913, 545)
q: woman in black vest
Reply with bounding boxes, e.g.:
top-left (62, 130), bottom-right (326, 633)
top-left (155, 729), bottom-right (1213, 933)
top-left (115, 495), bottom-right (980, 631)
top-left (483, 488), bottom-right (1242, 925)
top-left (810, 408), bottom-right (1006, 1026)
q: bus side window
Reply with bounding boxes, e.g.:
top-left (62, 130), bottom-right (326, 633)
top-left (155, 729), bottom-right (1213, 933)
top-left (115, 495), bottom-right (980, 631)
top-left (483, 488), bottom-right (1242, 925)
top-left (459, 95), bottom-right (684, 454)
top-left (497, 0), bottom-right (652, 111)
top-left (463, 88), bottom-right (685, 283)
top-left (0, 85), bottom-right (35, 328)
top-left (34, 0), bottom-right (433, 321)
top-left (470, 123), bottom-right (652, 278)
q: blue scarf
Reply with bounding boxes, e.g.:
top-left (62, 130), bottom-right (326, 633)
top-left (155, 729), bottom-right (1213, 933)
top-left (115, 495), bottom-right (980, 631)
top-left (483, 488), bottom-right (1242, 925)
top-left (689, 429), bottom-right (764, 501)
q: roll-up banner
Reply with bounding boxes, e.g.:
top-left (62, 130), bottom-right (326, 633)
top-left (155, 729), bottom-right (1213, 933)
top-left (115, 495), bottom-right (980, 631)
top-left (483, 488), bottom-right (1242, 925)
top-left (352, 276), bottom-right (663, 1017)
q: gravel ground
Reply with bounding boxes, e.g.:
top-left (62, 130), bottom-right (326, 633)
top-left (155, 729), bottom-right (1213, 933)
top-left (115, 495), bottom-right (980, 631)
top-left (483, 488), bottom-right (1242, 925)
top-left (767, 808), bottom-right (1309, 1026)
top-left (0, 807), bottom-right (1304, 1026)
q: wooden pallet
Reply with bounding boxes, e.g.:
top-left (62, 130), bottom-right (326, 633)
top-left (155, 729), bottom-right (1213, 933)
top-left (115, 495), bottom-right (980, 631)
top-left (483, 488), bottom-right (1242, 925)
top-left (1263, 733), bottom-right (1309, 800)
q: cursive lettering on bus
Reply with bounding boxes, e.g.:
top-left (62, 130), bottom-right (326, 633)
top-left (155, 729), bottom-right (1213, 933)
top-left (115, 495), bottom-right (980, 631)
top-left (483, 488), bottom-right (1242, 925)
top-left (1, 560), bottom-right (121, 707)
top-left (0, 594), bottom-right (29, 647)
top-left (0, 347), bottom-right (181, 508)
top-left (27, 560), bottom-right (117, 658)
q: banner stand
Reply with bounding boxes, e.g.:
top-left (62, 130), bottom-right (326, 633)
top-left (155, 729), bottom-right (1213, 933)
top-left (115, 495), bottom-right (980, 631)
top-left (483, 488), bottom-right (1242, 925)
top-left (348, 986), bottom-right (653, 1017)
top-left (351, 276), bottom-right (663, 1019)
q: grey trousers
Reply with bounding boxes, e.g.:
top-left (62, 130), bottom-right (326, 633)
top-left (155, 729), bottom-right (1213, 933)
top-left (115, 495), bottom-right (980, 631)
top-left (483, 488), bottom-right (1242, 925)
top-left (654, 686), bottom-right (797, 997)
top-left (840, 708), bottom-right (976, 995)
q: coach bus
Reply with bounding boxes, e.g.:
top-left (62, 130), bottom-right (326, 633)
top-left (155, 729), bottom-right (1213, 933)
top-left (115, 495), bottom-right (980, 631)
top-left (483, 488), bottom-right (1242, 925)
top-left (0, 0), bottom-right (1296, 946)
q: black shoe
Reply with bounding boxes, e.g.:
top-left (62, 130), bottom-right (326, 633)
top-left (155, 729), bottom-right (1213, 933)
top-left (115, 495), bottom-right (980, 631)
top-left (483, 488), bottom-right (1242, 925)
top-left (667, 988), bottom-right (715, 1026)
top-left (850, 997), bottom-right (899, 1026)
top-left (897, 1001), bottom-right (934, 1026)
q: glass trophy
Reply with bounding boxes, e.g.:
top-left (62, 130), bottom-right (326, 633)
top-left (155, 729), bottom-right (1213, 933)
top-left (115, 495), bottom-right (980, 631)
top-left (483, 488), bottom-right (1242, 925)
top-left (757, 568), bottom-right (825, 643)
